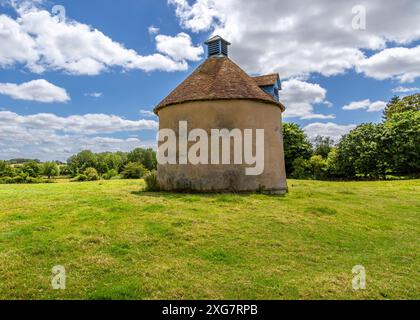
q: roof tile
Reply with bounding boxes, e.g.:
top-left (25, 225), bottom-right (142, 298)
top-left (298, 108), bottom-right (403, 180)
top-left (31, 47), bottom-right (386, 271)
top-left (155, 56), bottom-right (285, 114)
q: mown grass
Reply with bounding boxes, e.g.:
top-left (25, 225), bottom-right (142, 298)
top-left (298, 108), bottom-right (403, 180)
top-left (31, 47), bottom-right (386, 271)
top-left (0, 179), bottom-right (419, 300)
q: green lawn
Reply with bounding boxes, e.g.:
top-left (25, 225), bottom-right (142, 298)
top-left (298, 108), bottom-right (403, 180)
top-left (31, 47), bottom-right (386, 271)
top-left (0, 179), bottom-right (419, 300)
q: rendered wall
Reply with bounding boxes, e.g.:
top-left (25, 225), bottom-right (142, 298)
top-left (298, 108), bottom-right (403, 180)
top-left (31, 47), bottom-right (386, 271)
top-left (157, 100), bottom-right (288, 194)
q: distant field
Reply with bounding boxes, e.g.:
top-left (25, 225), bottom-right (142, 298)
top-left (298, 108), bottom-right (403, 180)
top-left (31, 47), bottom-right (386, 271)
top-left (0, 179), bottom-right (419, 300)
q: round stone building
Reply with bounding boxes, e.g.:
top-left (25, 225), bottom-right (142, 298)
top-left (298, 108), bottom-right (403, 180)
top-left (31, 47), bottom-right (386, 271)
top-left (154, 36), bottom-right (288, 194)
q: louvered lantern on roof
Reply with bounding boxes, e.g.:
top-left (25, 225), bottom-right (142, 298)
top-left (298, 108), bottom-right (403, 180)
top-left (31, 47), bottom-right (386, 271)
top-left (205, 35), bottom-right (231, 57)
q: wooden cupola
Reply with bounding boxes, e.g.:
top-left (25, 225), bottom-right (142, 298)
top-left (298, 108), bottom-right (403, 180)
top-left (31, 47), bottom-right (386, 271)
top-left (205, 35), bottom-right (231, 58)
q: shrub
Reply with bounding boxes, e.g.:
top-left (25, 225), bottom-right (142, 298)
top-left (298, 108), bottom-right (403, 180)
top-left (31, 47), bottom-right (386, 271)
top-left (0, 176), bottom-right (44, 184)
top-left (22, 161), bottom-right (41, 178)
top-left (291, 157), bottom-right (311, 179)
top-left (309, 155), bottom-right (327, 180)
top-left (122, 162), bottom-right (148, 179)
top-left (103, 169), bottom-right (118, 180)
top-left (25, 177), bottom-right (44, 184)
top-left (11, 175), bottom-right (26, 184)
top-left (144, 170), bottom-right (160, 192)
top-left (72, 174), bottom-right (88, 182)
top-left (84, 167), bottom-right (100, 181)
top-left (0, 177), bottom-right (12, 184)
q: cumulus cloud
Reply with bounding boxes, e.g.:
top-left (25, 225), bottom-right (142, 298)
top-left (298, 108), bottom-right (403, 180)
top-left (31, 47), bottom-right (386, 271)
top-left (0, 111), bottom-right (158, 134)
top-left (139, 109), bottom-right (157, 117)
top-left (0, 79), bottom-right (70, 103)
top-left (148, 25), bottom-right (160, 35)
top-left (303, 122), bottom-right (356, 141)
top-left (156, 32), bottom-right (204, 61)
top-left (356, 46), bottom-right (420, 83)
top-left (0, 2), bottom-right (201, 75)
top-left (343, 99), bottom-right (387, 112)
top-left (169, 0), bottom-right (420, 81)
top-left (279, 79), bottom-right (335, 119)
top-left (392, 86), bottom-right (419, 93)
top-left (0, 111), bottom-right (158, 161)
top-left (168, 0), bottom-right (222, 33)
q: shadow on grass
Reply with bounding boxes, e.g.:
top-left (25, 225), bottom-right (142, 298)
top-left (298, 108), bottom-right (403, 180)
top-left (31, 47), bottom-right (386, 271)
top-left (130, 190), bottom-right (286, 200)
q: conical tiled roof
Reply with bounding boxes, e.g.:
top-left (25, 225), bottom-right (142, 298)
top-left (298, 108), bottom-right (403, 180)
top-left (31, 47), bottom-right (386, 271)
top-left (154, 56), bottom-right (285, 114)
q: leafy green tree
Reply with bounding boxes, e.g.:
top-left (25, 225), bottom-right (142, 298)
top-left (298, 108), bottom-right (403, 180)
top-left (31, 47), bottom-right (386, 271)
top-left (84, 167), bottom-right (100, 181)
top-left (103, 169), bottom-right (119, 180)
top-left (42, 162), bottom-right (60, 179)
top-left (291, 157), bottom-right (311, 179)
top-left (127, 148), bottom-right (144, 163)
top-left (142, 149), bottom-right (157, 171)
top-left (309, 155), bottom-right (327, 180)
top-left (0, 161), bottom-right (9, 177)
top-left (333, 123), bottom-right (387, 178)
top-left (95, 153), bottom-right (110, 175)
top-left (122, 162), bottom-right (148, 179)
top-left (382, 110), bottom-right (420, 174)
top-left (384, 94), bottom-right (420, 120)
top-left (67, 150), bottom-right (97, 175)
top-left (22, 161), bottom-right (41, 178)
top-left (283, 123), bottom-right (313, 176)
top-left (127, 148), bottom-right (157, 170)
top-left (104, 152), bottom-right (126, 173)
top-left (313, 136), bottom-right (334, 159)
top-left (59, 165), bottom-right (72, 176)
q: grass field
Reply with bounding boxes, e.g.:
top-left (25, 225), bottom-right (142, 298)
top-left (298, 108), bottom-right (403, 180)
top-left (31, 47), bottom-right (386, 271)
top-left (0, 179), bottom-right (419, 300)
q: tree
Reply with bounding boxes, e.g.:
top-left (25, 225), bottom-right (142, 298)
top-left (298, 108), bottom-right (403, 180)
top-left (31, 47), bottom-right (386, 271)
top-left (313, 136), bottom-right (334, 159)
top-left (84, 167), bottom-right (100, 181)
top-left (309, 155), bottom-right (327, 180)
top-left (42, 162), bottom-right (60, 179)
top-left (22, 161), bottom-right (41, 178)
top-left (384, 94), bottom-right (420, 120)
top-left (67, 150), bottom-right (97, 175)
top-left (382, 110), bottom-right (420, 174)
top-left (333, 123), bottom-right (387, 178)
top-left (127, 148), bottom-right (157, 170)
top-left (0, 161), bottom-right (15, 177)
top-left (142, 149), bottom-right (157, 171)
top-left (283, 123), bottom-right (313, 176)
top-left (122, 162), bottom-right (148, 179)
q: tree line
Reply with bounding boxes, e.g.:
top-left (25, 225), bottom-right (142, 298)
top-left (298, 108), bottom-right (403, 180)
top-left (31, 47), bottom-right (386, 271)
top-left (283, 94), bottom-right (420, 180)
top-left (1, 94), bottom-right (418, 184)
top-left (0, 148), bottom-right (157, 184)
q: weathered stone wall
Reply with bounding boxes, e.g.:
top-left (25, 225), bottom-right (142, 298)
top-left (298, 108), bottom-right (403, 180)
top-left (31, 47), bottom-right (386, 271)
top-left (157, 99), bottom-right (288, 194)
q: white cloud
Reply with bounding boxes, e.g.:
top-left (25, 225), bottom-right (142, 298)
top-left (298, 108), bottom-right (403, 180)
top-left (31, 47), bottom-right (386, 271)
top-left (304, 122), bottom-right (356, 142)
top-left (0, 79), bottom-right (70, 103)
top-left (356, 46), bottom-right (420, 83)
top-left (392, 86), bottom-right (419, 93)
top-left (148, 25), bottom-right (160, 35)
top-left (343, 99), bottom-right (387, 112)
top-left (169, 0), bottom-right (420, 81)
top-left (156, 32), bottom-right (204, 61)
top-left (0, 2), bottom-right (200, 75)
top-left (168, 0), bottom-right (222, 33)
top-left (0, 111), bottom-right (158, 135)
top-left (0, 111), bottom-right (158, 161)
top-left (279, 79), bottom-right (335, 119)
top-left (139, 109), bottom-right (157, 117)
top-left (85, 92), bottom-right (103, 98)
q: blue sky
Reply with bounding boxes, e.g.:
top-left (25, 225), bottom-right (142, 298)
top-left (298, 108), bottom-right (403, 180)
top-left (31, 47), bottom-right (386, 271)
top-left (0, 0), bottom-right (419, 161)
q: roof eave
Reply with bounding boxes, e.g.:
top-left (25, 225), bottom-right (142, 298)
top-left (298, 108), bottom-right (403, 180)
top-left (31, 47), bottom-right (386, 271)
top-left (154, 98), bottom-right (286, 115)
